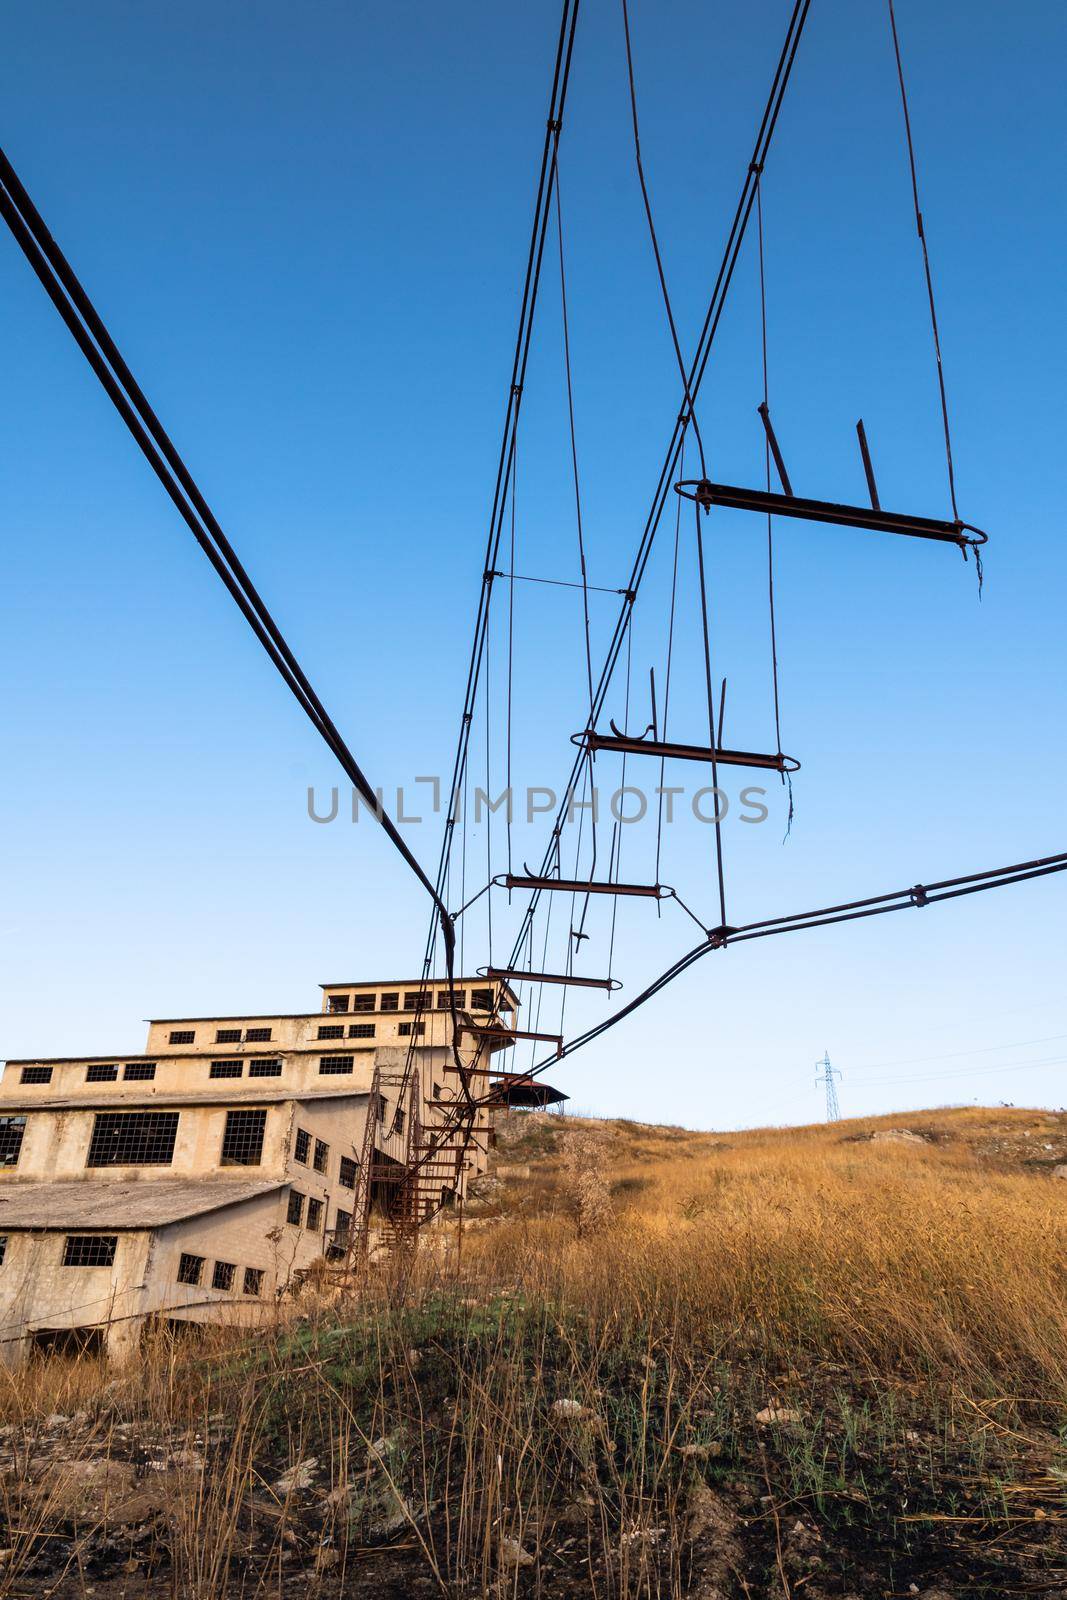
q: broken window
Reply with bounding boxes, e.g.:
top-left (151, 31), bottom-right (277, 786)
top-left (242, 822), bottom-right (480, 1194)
top-left (437, 990), bottom-right (466, 1009)
top-left (379, 991), bottom-right (399, 1012)
top-left (177, 1253), bottom-right (204, 1286)
top-left (318, 1055), bottom-right (353, 1076)
top-left (0, 1117), bottom-right (26, 1167)
top-left (294, 1128), bottom-right (310, 1165)
top-left (0, 1238), bottom-right (7, 1265)
top-left (248, 1059), bottom-right (282, 1078)
top-left (313, 1139), bottom-right (329, 1174)
top-left (215, 1029), bottom-right (242, 1044)
top-left (404, 991), bottom-right (431, 1011)
top-left (169, 1030), bottom-right (195, 1045)
top-left (20, 1067), bottom-right (51, 1085)
top-left (351, 994), bottom-right (375, 1013)
top-left (339, 1156), bottom-right (358, 1189)
top-left (220, 1109), bottom-right (267, 1166)
top-left (398, 1021), bottom-right (425, 1038)
top-left (348, 1023), bottom-right (375, 1039)
top-left (243, 1267), bottom-right (263, 1297)
top-left (123, 1063), bottom-right (156, 1081)
top-left (334, 1208), bottom-right (352, 1242)
top-left (286, 1190), bottom-right (304, 1227)
top-left (88, 1111), bottom-right (179, 1167)
top-left (317, 1024), bottom-right (344, 1040)
top-left (210, 1060), bottom-right (243, 1079)
top-left (212, 1260), bottom-right (236, 1292)
top-left (63, 1235), bottom-right (117, 1268)
top-left (327, 994), bottom-right (350, 1014)
top-left (245, 1027), bottom-right (272, 1043)
top-left (86, 1064), bottom-right (118, 1083)
top-left (470, 988), bottom-right (494, 1012)
top-left (306, 1198), bottom-right (323, 1231)
top-left (394, 1107), bottom-right (406, 1137)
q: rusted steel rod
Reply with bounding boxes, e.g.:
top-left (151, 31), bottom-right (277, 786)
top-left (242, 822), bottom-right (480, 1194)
top-left (675, 479), bottom-right (987, 549)
top-left (575, 730), bottom-right (798, 773)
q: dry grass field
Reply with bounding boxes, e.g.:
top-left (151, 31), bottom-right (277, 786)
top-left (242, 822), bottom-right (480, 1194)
top-left (0, 1105), bottom-right (1063, 1598)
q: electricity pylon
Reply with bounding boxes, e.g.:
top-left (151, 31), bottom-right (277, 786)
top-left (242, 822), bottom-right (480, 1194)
top-left (815, 1050), bottom-right (842, 1122)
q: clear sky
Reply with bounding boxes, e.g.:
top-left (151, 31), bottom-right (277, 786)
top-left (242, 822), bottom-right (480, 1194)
top-left (2, 0), bottom-right (1064, 1129)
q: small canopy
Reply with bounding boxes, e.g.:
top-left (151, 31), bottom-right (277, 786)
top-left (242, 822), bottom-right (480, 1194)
top-left (487, 1079), bottom-right (568, 1109)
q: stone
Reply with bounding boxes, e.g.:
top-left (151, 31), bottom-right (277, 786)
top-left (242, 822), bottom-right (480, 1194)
top-left (551, 1398), bottom-right (594, 1420)
top-left (274, 1457), bottom-right (318, 1494)
top-left (756, 1405), bottom-right (802, 1425)
top-left (871, 1129), bottom-right (926, 1144)
top-left (1052, 1165), bottom-right (1067, 1180)
top-left (500, 1535), bottom-right (534, 1567)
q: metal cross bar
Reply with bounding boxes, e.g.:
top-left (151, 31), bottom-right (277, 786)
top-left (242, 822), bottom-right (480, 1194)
top-left (463, 1024), bottom-right (564, 1046)
top-left (482, 966), bottom-right (621, 991)
top-left (502, 873), bottom-right (669, 898)
top-left (575, 729), bottom-right (799, 774)
top-left (675, 479), bottom-right (987, 548)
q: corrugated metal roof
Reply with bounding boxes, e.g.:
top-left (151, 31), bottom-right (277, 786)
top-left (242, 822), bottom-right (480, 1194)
top-left (0, 1179), bottom-right (284, 1230)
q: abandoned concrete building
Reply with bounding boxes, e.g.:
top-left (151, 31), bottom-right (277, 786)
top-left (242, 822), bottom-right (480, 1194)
top-left (0, 976), bottom-right (516, 1364)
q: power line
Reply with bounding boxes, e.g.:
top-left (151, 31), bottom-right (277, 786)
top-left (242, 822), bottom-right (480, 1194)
top-left (0, 143), bottom-right (461, 1007)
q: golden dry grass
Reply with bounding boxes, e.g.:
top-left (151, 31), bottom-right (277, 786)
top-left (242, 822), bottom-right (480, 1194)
top-left (474, 1105), bottom-right (1067, 1390)
top-left (0, 1105), bottom-right (1061, 1597)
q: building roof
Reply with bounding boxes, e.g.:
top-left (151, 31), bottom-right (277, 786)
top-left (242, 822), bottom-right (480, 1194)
top-left (318, 975), bottom-right (521, 1005)
top-left (0, 1179), bottom-right (284, 1231)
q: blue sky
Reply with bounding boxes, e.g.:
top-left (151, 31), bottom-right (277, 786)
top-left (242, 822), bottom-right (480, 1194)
top-left (2, 0), bottom-right (1065, 1128)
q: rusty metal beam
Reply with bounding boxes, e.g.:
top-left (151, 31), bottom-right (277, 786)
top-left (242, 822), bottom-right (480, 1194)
top-left (577, 730), bottom-right (798, 773)
top-left (483, 966), bottom-right (620, 991)
top-left (503, 874), bottom-right (667, 899)
top-left (677, 479), bottom-right (984, 548)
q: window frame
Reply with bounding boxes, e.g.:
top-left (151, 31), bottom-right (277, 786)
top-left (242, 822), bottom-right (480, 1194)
top-left (177, 1252), bottom-right (204, 1286)
top-left (0, 1116), bottom-right (27, 1168)
top-left (212, 1260), bottom-right (236, 1292)
top-left (63, 1235), bottom-right (118, 1268)
top-left (87, 1110), bottom-right (179, 1168)
top-left (220, 1108), bottom-right (268, 1168)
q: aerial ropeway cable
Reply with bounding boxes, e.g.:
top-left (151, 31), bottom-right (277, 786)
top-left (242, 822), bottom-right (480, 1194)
top-left (0, 142), bottom-right (466, 1026)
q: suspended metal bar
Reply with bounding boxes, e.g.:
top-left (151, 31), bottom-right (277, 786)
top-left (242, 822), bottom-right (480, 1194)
top-left (574, 729), bottom-right (799, 774)
top-left (463, 1024), bottom-right (564, 1047)
top-left (482, 965), bottom-right (622, 992)
top-left (675, 479), bottom-right (988, 549)
top-left (500, 873), bottom-right (669, 899)
top-left (757, 401), bottom-right (793, 494)
top-left (855, 419), bottom-right (881, 511)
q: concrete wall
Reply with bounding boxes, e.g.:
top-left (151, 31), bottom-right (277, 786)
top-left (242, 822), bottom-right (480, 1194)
top-left (0, 1230), bottom-right (153, 1366)
top-left (4, 1101), bottom-right (291, 1184)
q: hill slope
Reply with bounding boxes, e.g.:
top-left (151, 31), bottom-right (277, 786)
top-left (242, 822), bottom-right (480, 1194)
top-left (0, 1105), bottom-right (1063, 1599)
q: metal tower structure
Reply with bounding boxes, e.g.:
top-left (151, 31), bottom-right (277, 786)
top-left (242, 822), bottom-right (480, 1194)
top-left (815, 1051), bottom-right (842, 1122)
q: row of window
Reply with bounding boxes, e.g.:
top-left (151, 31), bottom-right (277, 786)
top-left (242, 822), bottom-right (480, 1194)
top-left (177, 1252), bottom-right (262, 1295)
top-left (326, 987), bottom-right (495, 1015)
top-left (0, 1208), bottom-right (347, 1278)
top-left (20, 1063), bottom-right (158, 1087)
top-left (293, 1127), bottom-right (329, 1172)
top-left (76, 1109), bottom-right (266, 1168)
top-left (17, 1051), bottom-right (378, 1093)
top-left (1, 1108), bottom-right (374, 1179)
top-left (168, 1027), bottom-right (274, 1046)
top-left (208, 1058), bottom-right (283, 1079)
top-left (317, 1023), bottom-right (375, 1040)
